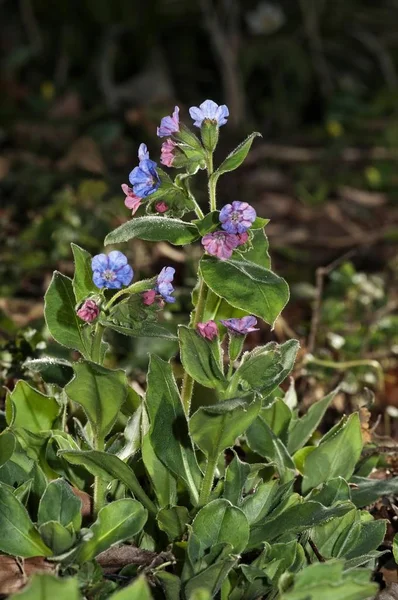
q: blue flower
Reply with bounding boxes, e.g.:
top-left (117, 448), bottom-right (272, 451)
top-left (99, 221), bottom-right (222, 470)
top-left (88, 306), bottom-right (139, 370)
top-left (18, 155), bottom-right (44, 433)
top-left (189, 99), bottom-right (229, 128)
top-left (129, 143), bottom-right (160, 198)
top-left (220, 316), bottom-right (259, 335)
top-left (156, 266), bottom-right (175, 303)
top-left (157, 106), bottom-right (180, 138)
top-left (92, 251), bottom-right (134, 289)
top-left (219, 201), bottom-right (256, 234)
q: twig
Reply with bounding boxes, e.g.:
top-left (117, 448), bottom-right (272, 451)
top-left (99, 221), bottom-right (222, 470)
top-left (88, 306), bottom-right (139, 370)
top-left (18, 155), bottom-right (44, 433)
top-left (307, 249), bottom-right (357, 354)
top-left (361, 445), bottom-right (398, 458)
top-left (308, 538), bottom-right (325, 562)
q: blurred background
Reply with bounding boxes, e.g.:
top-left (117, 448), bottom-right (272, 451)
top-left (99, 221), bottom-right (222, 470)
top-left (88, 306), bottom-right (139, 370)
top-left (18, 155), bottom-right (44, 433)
top-left (1, 0), bottom-right (398, 436)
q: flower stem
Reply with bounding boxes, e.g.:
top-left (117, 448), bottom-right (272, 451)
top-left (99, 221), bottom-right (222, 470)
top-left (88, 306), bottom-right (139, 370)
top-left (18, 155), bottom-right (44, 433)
top-left (91, 322), bottom-right (105, 364)
top-left (93, 435), bottom-right (106, 518)
top-left (181, 278), bottom-right (208, 414)
top-left (198, 455), bottom-right (218, 506)
top-left (104, 278), bottom-right (156, 311)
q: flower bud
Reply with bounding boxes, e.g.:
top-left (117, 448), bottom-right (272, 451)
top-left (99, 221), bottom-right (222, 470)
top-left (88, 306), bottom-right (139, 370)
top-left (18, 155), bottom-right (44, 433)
top-left (77, 299), bottom-right (100, 322)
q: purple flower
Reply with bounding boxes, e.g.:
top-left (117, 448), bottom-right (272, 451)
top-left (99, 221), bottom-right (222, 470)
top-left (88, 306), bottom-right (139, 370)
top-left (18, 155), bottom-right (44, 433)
top-left (219, 201), bottom-right (256, 234)
top-left (156, 266), bottom-right (175, 303)
top-left (129, 144), bottom-right (160, 198)
top-left (189, 100), bottom-right (229, 128)
top-left (142, 289), bottom-right (156, 306)
top-left (160, 138), bottom-right (177, 167)
top-left (121, 184), bottom-right (141, 215)
top-left (77, 299), bottom-right (99, 322)
top-left (197, 321), bottom-right (218, 341)
top-left (157, 106), bottom-right (180, 138)
top-left (220, 316), bottom-right (259, 335)
top-left (201, 231), bottom-right (239, 260)
top-left (155, 201), bottom-right (168, 213)
top-left (92, 251), bottom-right (134, 290)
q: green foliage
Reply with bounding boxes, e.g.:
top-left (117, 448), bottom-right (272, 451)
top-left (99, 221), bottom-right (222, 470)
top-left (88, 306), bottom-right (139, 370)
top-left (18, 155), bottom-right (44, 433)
top-left (1, 103), bottom-right (394, 599)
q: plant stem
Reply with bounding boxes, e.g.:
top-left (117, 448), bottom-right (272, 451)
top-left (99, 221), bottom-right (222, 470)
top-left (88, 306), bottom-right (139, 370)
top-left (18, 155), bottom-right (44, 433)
top-left (198, 455), bottom-right (218, 506)
top-left (93, 435), bottom-right (106, 518)
top-left (92, 322), bottom-right (105, 364)
top-left (181, 278), bottom-right (208, 414)
top-left (104, 278), bottom-right (156, 311)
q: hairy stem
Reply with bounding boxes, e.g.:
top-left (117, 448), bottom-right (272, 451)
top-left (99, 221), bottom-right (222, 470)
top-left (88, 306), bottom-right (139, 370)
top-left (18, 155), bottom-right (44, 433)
top-left (181, 278), bottom-right (208, 414)
top-left (91, 322), bottom-right (105, 364)
top-left (93, 435), bottom-right (106, 518)
top-left (198, 455), bottom-right (218, 506)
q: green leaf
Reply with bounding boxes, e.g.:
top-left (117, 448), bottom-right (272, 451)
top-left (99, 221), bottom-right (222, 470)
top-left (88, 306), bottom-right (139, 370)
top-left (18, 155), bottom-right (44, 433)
top-left (193, 211), bottom-right (220, 235)
top-left (38, 478), bottom-right (82, 530)
top-left (44, 272), bottom-right (90, 356)
top-left (38, 521), bottom-right (76, 555)
top-left (246, 411), bottom-right (295, 480)
top-left (200, 255), bottom-right (289, 326)
top-left (178, 326), bottom-right (227, 390)
top-left (240, 480), bottom-right (279, 525)
top-left (65, 361), bottom-right (128, 440)
top-left (155, 572), bottom-right (181, 600)
top-left (141, 432), bottom-right (177, 508)
top-left (0, 484), bottom-right (52, 557)
top-left (280, 560), bottom-right (378, 600)
top-left (184, 559), bottom-right (237, 599)
top-left (146, 356), bottom-right (202, 505)
top-left (239, 228), bottom-right (271, 268)
top-left (213, 132), bottom-right (262, 178)
top-left (231, 340), bottom-right (299, 399)
top-left (287, 390), bottom-right (337, 454)
top-left (157, 505), bottom-right (190, 541)
top-left (6, 381), bottom-right (59, 432)
top-left (59, 450), bottom-right (157, 516)
top-left (350, 475), bottom-right (398, 508)
top-left (110, 576), bottom-right (153, 600)
top-left (11, 574), bottom-right (81, 600)
top-left (23, 357), bottom-right (74, 387)
top-left (393, 533), bottom-right (398, 564)
top-left (261, 398), bottom-right (292, 443)
top-left (0, 431), bottom-right (15, 467)
top-left (75, 498), bottom-right (147, 563)
top-left (100, 294), bottom-right (177, 340)
top-left (248, 500), bottom-right (353, 548)
top-left (71, 243), bottom-right (97, 304)
top-left (105, 216), bottom-right (199, 246)
top-left (302, 414), bottom-right (363, 493)
top-left (190, 499), bottom-right (250, 558)
top-left (190, 397), bottom-right (260, 461)
top-left (223, 452), bottom-right (251, 506)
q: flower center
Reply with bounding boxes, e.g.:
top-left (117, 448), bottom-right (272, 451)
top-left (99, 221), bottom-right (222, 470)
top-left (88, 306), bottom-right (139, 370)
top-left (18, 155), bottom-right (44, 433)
top-left (231, 211), bottom-right (240, 222)
top-left (103, 269), bottom-right (116, 281)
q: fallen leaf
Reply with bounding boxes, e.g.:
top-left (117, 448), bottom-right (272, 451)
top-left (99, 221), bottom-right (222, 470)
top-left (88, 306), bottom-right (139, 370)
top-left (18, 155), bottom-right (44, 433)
top-left (0, 556), bottom-right (54, 596)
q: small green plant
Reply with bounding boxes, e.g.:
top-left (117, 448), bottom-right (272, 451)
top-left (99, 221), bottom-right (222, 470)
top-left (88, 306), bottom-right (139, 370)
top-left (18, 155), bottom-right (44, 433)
top-left (1, 100), bottom-right (397, 599)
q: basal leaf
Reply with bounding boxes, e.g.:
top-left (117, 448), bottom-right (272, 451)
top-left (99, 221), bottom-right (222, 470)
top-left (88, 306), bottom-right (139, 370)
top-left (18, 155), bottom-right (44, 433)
top-left (110, 576), bottom-right (153, 600)
top-left (75, 498), bottom-right (147, 563)
top-left (0, 484), bottom-right (52, 557)
top-left (6, 381), bottom-right (59, 433)
top-left (38, 478), bottom-right (82, 530)
top-left (11, 574), bottom-right (81, 600)
top-left (288, 390), bottom-right (337, 455)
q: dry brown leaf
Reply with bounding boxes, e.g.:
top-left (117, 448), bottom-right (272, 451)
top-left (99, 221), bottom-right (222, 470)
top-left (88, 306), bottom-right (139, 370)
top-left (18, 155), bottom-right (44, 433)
top-left (0, 556), bottom-right (54, 596)
top-left (0, 298), bottom-right (43, 327)
top-left (71, 487), bottom-right (91, 518)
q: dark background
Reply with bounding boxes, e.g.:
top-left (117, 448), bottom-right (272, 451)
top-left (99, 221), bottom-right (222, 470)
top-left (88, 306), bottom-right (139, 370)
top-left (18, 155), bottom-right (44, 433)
top-left (1, 0), bottom-right (398, 425)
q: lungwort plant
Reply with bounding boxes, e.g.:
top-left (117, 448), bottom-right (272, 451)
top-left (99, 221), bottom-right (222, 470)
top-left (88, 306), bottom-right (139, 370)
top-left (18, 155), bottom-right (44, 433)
top-left (2, 99), bottom-right (397, 599)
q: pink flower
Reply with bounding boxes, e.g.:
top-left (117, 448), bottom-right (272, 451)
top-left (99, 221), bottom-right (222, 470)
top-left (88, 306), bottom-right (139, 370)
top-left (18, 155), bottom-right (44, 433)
top-left (122, 183), bottom-right (141, 215)
top-left (77, 299), bottom-right (99, 322)
top-left (142, 290), bottom-right (156, 306)
top-left (197, 321), bottom-right (218, 341)
top-left (155, 201), bottom-right (168, 213)
top-left (237, 232), bottom-right (249, 246)
top-left (160, 139), bottom-right (176, 167)
top-left (201, 231), bottom-right (239, 260)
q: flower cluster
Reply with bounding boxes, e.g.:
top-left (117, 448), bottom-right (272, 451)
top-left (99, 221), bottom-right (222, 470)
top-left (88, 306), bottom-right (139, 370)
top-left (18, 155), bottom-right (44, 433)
top-left (201, 201), bottom-right (256, 260)
top-left (142, 266), bottom-right (176, 306)
top-left (196, 315), bottom-right (258, 340)
top-left (128, 144), bottom-right (160, 200)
